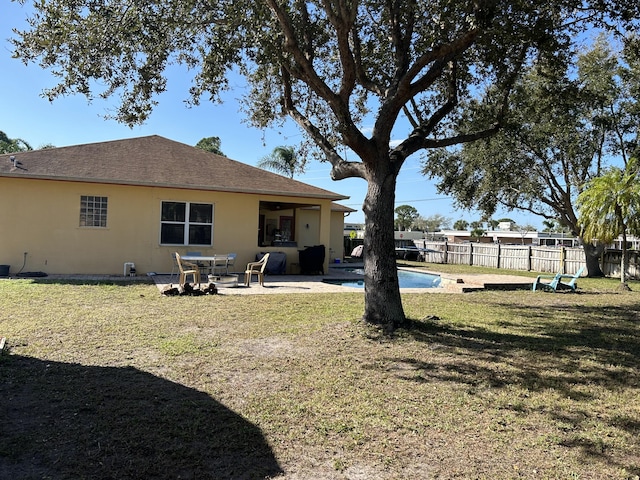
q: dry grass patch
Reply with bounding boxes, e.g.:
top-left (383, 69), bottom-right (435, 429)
top-left (1, 277), bottom-right (639, 479)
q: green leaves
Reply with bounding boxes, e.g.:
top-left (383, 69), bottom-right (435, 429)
top-left (394, 204), bottom-right (419, 230)
top-left (577, 158), bottom-right (640, 244)
top-left (0, 130), bottom-right (32, 153)
top-left (424, 36), bottom-right (640, 240)
top-left (195, 136), bottom-right (224, 156)
top-left (13, 0), bottom-right (234, 126)
top-left (256, 145), bottom-right (305, 178)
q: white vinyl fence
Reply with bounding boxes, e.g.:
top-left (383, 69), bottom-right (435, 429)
top-left (413, 240), bottom-right (637, 277)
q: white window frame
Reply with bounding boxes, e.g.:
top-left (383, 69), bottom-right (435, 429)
top-left (160, 201), bottom-right (214, 246)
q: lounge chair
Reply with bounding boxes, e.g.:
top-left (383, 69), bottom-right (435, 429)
top-left (532, 266), bottom-right (585, 292)
top-left (244, 253), bottom-right (270, 286)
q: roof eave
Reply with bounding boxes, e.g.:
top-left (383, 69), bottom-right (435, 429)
top-left (0, 172), bottom-right (349, 201)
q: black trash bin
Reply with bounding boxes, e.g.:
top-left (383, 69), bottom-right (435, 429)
top-left (0, 265), bottom-right (10, 277)
top-left (299, 245), bottom-right (325, 275)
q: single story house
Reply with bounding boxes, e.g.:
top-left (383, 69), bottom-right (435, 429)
top-left (0, 135), bottom-right (353, 276)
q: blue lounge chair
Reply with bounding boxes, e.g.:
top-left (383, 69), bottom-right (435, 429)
top-left (532, 266), bottom-right (585, 292)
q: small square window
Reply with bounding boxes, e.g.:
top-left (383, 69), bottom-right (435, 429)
top-left (80, 195), bottom-right (108, 227)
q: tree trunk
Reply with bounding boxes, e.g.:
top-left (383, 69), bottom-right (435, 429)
top-left (361, 169), bottom-right (408, 332)
top-left (582, 241), bottom-right (604, 277)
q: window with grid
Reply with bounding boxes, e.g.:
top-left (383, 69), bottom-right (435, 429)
top-left (160, 201), bottom-right (213, 245)
top-left (79, 196), bottom-right (108, 227)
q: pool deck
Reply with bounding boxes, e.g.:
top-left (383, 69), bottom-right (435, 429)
top-left (7, 264), bottom-right (535, 294)
top-left (150, 265), bottom-right (535, 294)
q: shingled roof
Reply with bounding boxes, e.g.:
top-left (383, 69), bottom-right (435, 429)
top-left (0, 135), bottom-right (348, 201)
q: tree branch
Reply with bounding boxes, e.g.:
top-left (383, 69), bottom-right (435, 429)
top-left (320, 0), bottom-right (358, 102)
top-left (421, 124), bottom-right (501, 149)
top-left (402, 29), bottom-right (480, 98)
top-left (280, 65), bottom-right (365, 180)
top-left (350, 22), bottom-right (384, 96)
top-left (266, 0), bottom-right (369, 159)
top-left (265, 0), bottom-right (336, 103)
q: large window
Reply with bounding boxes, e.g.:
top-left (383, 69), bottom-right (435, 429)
top-left (160, 201), bottom-right (213, 246)
top-left (80, 195), bottom-right (108, 227)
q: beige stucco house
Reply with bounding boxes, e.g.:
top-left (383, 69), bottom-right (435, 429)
top-left (0, 135), bottom-right (353, 276)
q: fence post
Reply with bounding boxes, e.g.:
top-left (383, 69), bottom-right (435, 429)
top-left (469, 243), bottom-right (474, 266)
top-left (560, 246), bottom-right (566, 274)
top-left (497, 243), bottom-right (501, 269)
top-left (527, 245), bottom-right (532, 271)
top-left (444, 241), bottom-right (448, 264)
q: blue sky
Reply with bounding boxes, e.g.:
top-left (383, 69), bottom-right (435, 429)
top-left (1, 2), bottom-right (541, 228)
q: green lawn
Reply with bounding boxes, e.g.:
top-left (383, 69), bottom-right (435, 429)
top-left (1, 272), bottom-right (639, 479)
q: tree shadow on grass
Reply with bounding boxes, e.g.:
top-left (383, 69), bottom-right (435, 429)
top-left (0, 355), bottom-right (282, 480)
top-left (403, 300), bottom-right (640, 388)
top-left (384, 300), bottom-right (640, 475)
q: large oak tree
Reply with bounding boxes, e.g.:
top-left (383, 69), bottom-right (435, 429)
top-left (423, 37), bottom-right (640, 277)
top-left (11, 0), bottom-right (639, 331)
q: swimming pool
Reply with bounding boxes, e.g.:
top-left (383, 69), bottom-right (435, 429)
top-left (324, 268), bottom-right (441, 289)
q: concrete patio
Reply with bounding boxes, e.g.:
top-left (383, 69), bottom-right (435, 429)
top-left (5, 265), bottom-right (535, 294)
top-left (151, 266), bottom-right (535, 294)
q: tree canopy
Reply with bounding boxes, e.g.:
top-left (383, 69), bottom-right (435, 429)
top-left (12, 0), bottom-right (640, 331)
top-left (394, 205), bottom-right (419, 231)
top-left (0, 130), bottom-right (32, 153)
top-left (195, 137), bottom-right (224, 156)
top-left (423, 36), bottom-right (640, 276)
top-left (453, 219), bottom-right (469, 231)
top-left (415, 214), bottom-right (451, 232)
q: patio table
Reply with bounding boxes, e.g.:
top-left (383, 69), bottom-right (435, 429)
top-left (181, 254), bottom-right (233, 275)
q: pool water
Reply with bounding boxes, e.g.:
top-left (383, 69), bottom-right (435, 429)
top-left (325, 268), bottom-right (441, 289)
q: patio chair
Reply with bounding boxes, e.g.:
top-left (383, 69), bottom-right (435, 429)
top-left (175, 252), bottom-right (201, 288)
top-left (210, 254), bottom-right (236, 276)
top-left (532, 266), bottom-right (585, 292)
top-left (244, 253), bottom-right (270, 286)
top-left (226, 253), bottom-right (237, 273)
top-left (169, 252), bottom-right (180, 283)
top-left (186, 251), bottom-right (209, 276)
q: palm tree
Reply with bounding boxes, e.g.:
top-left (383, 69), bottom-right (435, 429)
top-left (577, 158), bottom-right (640, 288)
top-left (453, 219), bottom-right (469, 231)
top-left (257, 146), bottom-right (304, 178)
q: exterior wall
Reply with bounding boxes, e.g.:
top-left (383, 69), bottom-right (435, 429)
top-left (296, 208), bottom-right (347, 264)
top-left (0, 177), bottom-right (340, 275)
top-left (297, 209), bottom-right (320, 249)
top-left (330, 211), bottom-right (346, 262)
